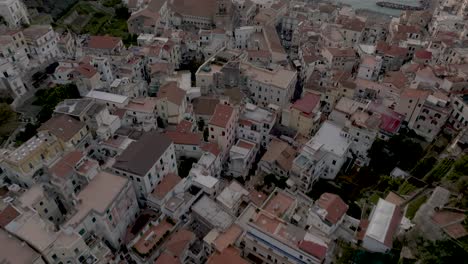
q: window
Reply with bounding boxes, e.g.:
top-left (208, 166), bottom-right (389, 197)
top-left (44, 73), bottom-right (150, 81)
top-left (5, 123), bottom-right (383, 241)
top-left (92, 217), bottom-right (96, 223)
top-left (74, 248), bottom-right (80, 255)
top-left (39, 201), bottom-right (43, 206)
top-left (79, 228), bottom-right (86, 235)
top-left (332, 160), bottom-right (336, 165)
top-left (44, 208), bottom-right (48, 214)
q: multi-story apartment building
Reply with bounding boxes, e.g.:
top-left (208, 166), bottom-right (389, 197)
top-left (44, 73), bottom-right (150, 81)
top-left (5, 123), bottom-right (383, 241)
top-left (156, 81), bottom-right (188, 125)
top-left (112, 132), bottom-right (177, 204)
top-left (321, 47), bottom-right (357, 71)
top-left (208, 103), bottom-right (239, 160)
top-left (306, 192), bottom-right (348, 235)
top-left (281, 92), bottom-right (322, 136)
top-left (18, 184), bottom-right (64, 225)
top-left (1, 131), bottom-right (64, 187)
top-left (0, 0), bottom-right (30, 28)
top-left (122, 98), bottom-right (158, 132)
top-left (227, 139), bottom-right (257, 179)
top-left (38, 114), bottom-right (91, 151)
top-left (48, 150), bottom-right (100, 211)
top-left (291, 121), bottom-right (351, 192)
top-left (2, 208), bottom-right (113, 264)
top-left (448, 94), bottom-right (468, 131)
top-left (408, 92), bottom-right (451, 141)
top-left (237, 103), bottom-right (276, 148)
top-left (22, 25), bottom-right (59, 63)
top-left (0, 58), bottom-right (28, 106)
top-left (241, 62), bottom-right (297, 108)
top-left (239, 205), bottom-right (329, 264)
top-left (362, 198), bottom-right (402, 253)
top-left (64, 171), bottom-right (139, 249)
top-left (0, 31), bottom-right (30, 69)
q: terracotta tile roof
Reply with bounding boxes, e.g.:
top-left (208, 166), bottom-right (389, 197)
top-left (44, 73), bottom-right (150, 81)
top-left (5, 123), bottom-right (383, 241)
top-left (74, 64), bottom-right (98, 79)
top-left (292, 92), bottom-right (320, 114)
top-left (163, 228), bottom-right (195, 256)
top-left (442, 223), bottom-right (468, 239)
top-left (376, 41), bottom-right (407, 57)
top-left (236, 140), bottom-right (255, 150)
top-left (176, 120), bottom-right (193, 133)
top-left (133, 219), bottom-right (174, 255)
top-left (432, 210), bottom-right (465, 226)
top-left (213, 224), bottom-right (243, 252)
top-left (385, 192), bottom-right (405, 206)
top-left (357, 219), bottom-right (369, 240)
top-left (263, 190), bottom-right (295, 217)
top-left (154, 252), bottom-right (179, 264)
top-left (201, 142), bottom-right (221, 156)
top-left (193, 97), bottom-right (220, 116)
top-left (414, 49), bottom-right (432, 60)
top-left (384, 207), bottom-right (403, 247)
top-left (151, 173), bottom-right (182, 199)
top-left (87, 36), bottom-right (122, 50)
top-left (209, 104), bottom-right (235, 128)
top-left (125, 98), bottom-right (157, 113)
top-left (0, 205), bottom-right (19, 228)
top-left (207, 247), bottom-right (249, 264)
top-left (169, 0), bottom-right (217, 18)
top-left (39, 115), bottom-right (86, 142)
top-left (298, 240), bottom-right (327, 261)
top-left (165, 131), bottom-right (202, 146)
top-left (248, 189), bottom-right (267, 207)
top-left (49, 151), bottom-right (84, 179)
top-left (327, 47), bottom-right (356, 58)
top-left (158, 82), bottom-right (186, 106)
top-left (316, 193), bottom-right (348, 224)
top-left (383, 71), bottom-right (408, 89)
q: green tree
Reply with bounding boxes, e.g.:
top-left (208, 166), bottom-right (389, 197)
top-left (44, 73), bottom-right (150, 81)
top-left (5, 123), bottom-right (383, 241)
top-left (197, 118), bottom-right (205, 131)
top-left (0, 103), bottom-right (14, 126)
top-left (203, 127), bottom-right (209, 141)
top-left (34, 84), bottom-right (81, 123)
top-left (417, 239), bottom-right (468, 264)
top-left (115, 6), bottom-right (130, 19)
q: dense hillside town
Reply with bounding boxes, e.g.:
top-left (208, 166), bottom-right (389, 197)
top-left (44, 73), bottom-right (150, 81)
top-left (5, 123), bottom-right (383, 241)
top-left (0, 0), bottom-right (467, 263)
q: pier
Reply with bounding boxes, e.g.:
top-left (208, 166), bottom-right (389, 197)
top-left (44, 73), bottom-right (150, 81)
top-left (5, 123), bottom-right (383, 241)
top-left (376, 1), bottom-right (425, 10)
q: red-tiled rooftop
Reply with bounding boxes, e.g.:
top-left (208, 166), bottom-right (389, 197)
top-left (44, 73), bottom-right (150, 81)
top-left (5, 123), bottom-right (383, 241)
top-left (133, 219), bottom-right (174, 255)
top-left (176, 120), bottom-right (193, 133)
top-left (154, 251), bottom-right (179, 264)
top-left (0, 205), bottom-right (19, 228)
top-left (87, 36), bottom-right (122, 50)
top-left (206, 247), bottom-right (249, 264)
top-left (49, 151), bottom-right (84, 179)
top-left (316, 193), bottom-right (348, 224)
top-left (39, 115), bottom-right (85, 142)
top-left (213, 224), bottom-right (243, 252)
top-left (236, 140), bottom-right (255, 150)
top-left (414, 49), bottom-right (432, 60)
top-left (263, 190), bottom-right (295, 217)
top-left (151, 173), bottom-right (182, 199)
top-left (292, 92), bottom-right (320, 114)
top-left (158, 82), bottom-right (186, 106)
top-left (298, 239), bottom-right (327, 261)
top-left (165, 131), bottom-right (202, 146)
top-left (201, 142), bottom-right (221, 156)
top-left (253, 212), bottom-right (282, 234)
top-left (163, 228), bottom-right (195, 256)
top-left (384, 207), bottom-right (403, 247)
top-left (209, 104), bottom-right (234, 128)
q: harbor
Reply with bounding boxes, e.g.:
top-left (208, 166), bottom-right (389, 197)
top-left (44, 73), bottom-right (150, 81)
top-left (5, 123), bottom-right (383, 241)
top-left (376, 1), bottom-right (425, 10)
